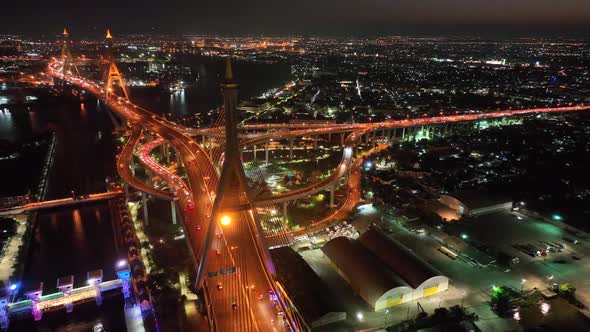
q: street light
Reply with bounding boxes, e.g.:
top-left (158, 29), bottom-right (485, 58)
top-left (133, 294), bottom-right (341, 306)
top-left (8, 283), bottom-right (19, 303)
top-left (116, 259), bottom-right (127, 269)
top-left (356, 311), bottom-right (364, 322)
top-left (384, 309), bottom-right (390, 326)
top-left (221, 215), bottom-right (232, 226)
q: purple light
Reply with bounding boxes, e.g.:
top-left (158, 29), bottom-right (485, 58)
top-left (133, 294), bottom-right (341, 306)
top-left (116, 259), bottom-right (127, 268)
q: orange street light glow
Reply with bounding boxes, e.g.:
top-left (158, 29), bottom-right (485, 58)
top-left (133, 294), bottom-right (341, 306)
top-left (221, 215), bottom-right (231, 226)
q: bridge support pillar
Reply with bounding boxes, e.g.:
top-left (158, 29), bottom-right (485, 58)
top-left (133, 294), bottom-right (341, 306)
top-left (176, 148), bottom-right (183, 169)
top-left (64, 294), bottom-right (74, 313)
top-left (340, 133), bottom-right (345, 147)
top-left (32, 302), bottom-right (42, 321)
top-left (393, 128), bottom-right (397, 140)
top-left (163, 142), bottom-right (170, 164)
top-left (328, 132), bottom-right (331, 142)
top-left (171, 200), bottom-right (177, 225)
top-left (289, 138), bottom-right (294, 160)
top-left (330, 185), bottom-right (336, 207)
top-left (124, 183), bottom-right (129, 202)
top-left (282, 201), bottom-right (288, 228)
top-left (313, 136), bottom-right (318, 149)
top-left (141, 192), bottom-right (149, 226)
top-left (402, 127), bottom-right (406, 140)
top-left (265, 143), bottom-right (269, 165)
top-left (253, 144), bottom-right (257, 160)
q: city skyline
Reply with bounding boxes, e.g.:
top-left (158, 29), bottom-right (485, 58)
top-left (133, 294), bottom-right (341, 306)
top-left (1, 2), bottom-right (590, 329)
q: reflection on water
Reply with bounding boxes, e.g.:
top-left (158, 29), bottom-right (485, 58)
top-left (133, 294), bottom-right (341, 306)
top-left (23, 204), bottom-right (120, 294)
top-left (13, 203), bottom-right (128, 331)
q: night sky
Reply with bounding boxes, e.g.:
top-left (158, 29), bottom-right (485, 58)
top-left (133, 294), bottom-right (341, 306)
top-left (3, 0), bottom-right (590, 36)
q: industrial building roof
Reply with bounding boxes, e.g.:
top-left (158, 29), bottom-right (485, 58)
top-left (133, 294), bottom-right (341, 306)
top-left (359, 228), bottom-right (443, 289)
top-left (322, 236), bottom-right (410, 306)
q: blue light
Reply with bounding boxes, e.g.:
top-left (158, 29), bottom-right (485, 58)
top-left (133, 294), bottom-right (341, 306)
top-left (9, 284), bottom-right (17, 291)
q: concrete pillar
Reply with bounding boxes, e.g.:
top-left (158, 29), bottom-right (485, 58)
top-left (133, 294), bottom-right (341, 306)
top-left (402, 127), bottom-right (406, 140)
top-left (393, 128), bottom-right (397, 140)
top-left (289, 138), bottom-right (294, 160)
top-left (328, 133), bottom-right (331, 142)
top-left (124, 183), bottom-right (129, 202)
top-left (141, 192), bottom-right (149, 226)
top-left (176, 149), bottom-right (182, 168)
top-left (253, 144), bottom-right (257, 160)
top-left (340, 133), bottom-right (345, 147)
top-left (265, 143), bottom-right (269, 165)
top-left (164, 142), bottom-right (170, 163)
top-left (171, 200), bottom-right (177, 225)
top-left (330, 185), bottom-right (336, 207)
top-left (313, 136), bottom-right (318, 149)
top-left (282, 201), bottom-right (288, 228)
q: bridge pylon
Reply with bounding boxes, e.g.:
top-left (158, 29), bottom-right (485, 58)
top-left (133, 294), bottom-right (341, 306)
top-left (196, 58), bottom-right (275, 288)
top-left (60, 28), bottom-right (80, 77)
top-left (103, 30), bottom-right (129, 102)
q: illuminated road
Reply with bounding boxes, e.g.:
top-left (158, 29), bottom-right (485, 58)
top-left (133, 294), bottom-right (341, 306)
top-left (117, 125), bottom-right (174, 200)
top-left (264, 143), bottom-right (388, 247)
top-left (49, 60), bottom-right (295, 332)
top-left (49, 57), bottom-right (589, 331)
top-left (0, 191), bottom-right (122, 216)
top-left (241, 105), bottom-right (590, 207)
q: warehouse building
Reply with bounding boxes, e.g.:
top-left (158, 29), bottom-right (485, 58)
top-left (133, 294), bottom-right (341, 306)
top-left (322, 228), bottom-right (449, 311)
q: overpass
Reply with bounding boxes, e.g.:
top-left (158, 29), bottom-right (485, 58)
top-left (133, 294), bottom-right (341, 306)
top-left (47, 38), bottom-right (590, 330)
top-left (48, 56), bottom-right (303, 331)
top-left (242, 105), bottom-right (590, 206)
top-left (0, 192), bottom-right (123, 216)
top-left (117, 125), bottom-right (175, 200)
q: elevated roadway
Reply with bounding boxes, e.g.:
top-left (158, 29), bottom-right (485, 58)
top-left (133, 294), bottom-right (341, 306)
top-left (245, 105), bottom-right (590, 206)
top-left (48, 60), bottom-right (298, 332)
top-left (0, 192), bottom-right (122, 216)
top-left (117, 125), bottom-right (174, 200)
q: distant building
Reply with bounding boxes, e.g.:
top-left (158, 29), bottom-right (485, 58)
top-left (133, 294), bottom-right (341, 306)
top-left (439, 190), bottom-right (512, 217)
top-left (322, 228), bottom-right (449, 311)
